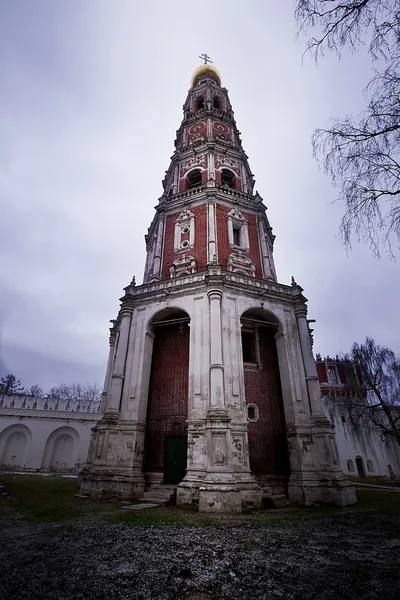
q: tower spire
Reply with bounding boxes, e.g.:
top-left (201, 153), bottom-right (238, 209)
top-left (80, 66), bottom-right (357, 513)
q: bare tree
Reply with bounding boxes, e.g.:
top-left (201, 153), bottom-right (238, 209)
top-left (48, 382), bottom-right (101, 406)
top-left (295, 1), bottom-right (400, 255)
top-left (0, 374), bottom-right (25, 395)
top-left (28, 384), bottom-right (44, 398)
top-left (344, 337), bottom-right (400, 447)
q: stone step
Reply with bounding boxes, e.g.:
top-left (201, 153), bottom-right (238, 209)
top-left (140, 496), bottom-right (169, 505)
top-left (143, 490), bottom-right (173, 499)
top-left (263, 494), bottom-right (289, 509)
top-left (140, 484), bottom-right (177, 506)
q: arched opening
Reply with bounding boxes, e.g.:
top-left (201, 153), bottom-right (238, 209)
top-left (213, 96), bottom-right (221, 110)
top-left (187, 169), bottom-right (202, 189)
top-left (50, 434), bottom-right (74, 470)
top-left (41, 426), bottom-right (79, 471)
top-left (143, 308), bottom-right (190, 485)
top-left (221, 168), bottom-right (236, 189)
top-left (366, 459), bottom-right (374, 473)
top-left (0, 424), bottom-right (31, 469)
top-left (240, 309), bottom-right (290, 490)
top-left (195, 96), bottom-right (204, 111)
top-left (355, 455), bottom-right (366, 477)
top-left (347, 459), bottom-right (355, 472)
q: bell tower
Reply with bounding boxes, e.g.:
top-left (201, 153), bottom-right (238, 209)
top-left (80, 60), bottom-right (356, 512)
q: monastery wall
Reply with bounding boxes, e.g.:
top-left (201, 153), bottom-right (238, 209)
top-left (0, 395), bottom-right (100, 472)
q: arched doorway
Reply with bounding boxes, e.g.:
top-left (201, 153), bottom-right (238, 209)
top-left (0, 424), bottom-right (31, 469)
top-left (240, 309), bottom-right (290, 491)
top-left (50, 434), bottom-right (74, 470)
top-left (355, 455), bottom-right (366, 477)
top-left (41, 426), bottom-right (79, 471)
top-left (143, 308), bottom-right (190, 485)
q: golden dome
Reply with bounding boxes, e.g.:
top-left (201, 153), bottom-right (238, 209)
top-left (191, 64), bottom-right (221, 88)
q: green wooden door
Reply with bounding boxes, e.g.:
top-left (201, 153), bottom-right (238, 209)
top-left (164, 436), bottom-right (187, 484)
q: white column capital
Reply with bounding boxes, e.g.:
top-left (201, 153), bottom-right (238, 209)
top-left (295, 304), bottom-right (308, 320)
top-left (207, 288), bottom-right (223, 302)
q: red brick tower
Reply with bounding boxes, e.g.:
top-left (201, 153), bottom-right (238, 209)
top-left (80, 60), bottom-right (356, 512)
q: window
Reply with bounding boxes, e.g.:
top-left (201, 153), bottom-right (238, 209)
top-left (246, 403), bottom-right (259, 422)
top-left (213, 96), bottom-right (221, 109)
top-left (196, 96), bottom-right (204, 110)
top-left (221, 169), bottom-right (235, 189)
top-left (367, 460), bottom-right (374, 473)
top-left (347, 459), bottom-right (355, 472)
top-left (341, 415), bottom-right (346, 424)
top-left (242, 330), bottom-right (255, 363)
top-left (233, 225), bottom-right (241, 247)
top-left (327, 364), bottom-right (337, 384)
top-left (187, 169), bottom-right (202, 188)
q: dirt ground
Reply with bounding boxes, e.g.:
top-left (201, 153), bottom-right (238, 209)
top-left (1, 516), bottom-right (400, 600)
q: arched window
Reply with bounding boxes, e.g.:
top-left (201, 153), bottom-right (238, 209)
top-left (187, 169), bottom-right (202, 188)
top-left (367, 459), bottom-right (374, 473)
top-left (233, 224), bottom-right (241, 247)
top-left (213, 96), bottom-right (221, 110)
top-left (221, 169), bottom-right (235, 189)
top-left (355, 455), bottom-right (366, 477)
top-left (196, 96), bottom-right (204, 111)
top-left (347, 459), bottom-right (355, 472)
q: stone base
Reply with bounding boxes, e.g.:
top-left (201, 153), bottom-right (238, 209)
top-left (197, 481), bottom-right (262, 513)
top-left (176, 479), bottom-right (201, 506)
top-left (288, 472), bottom-right (357, 506)
top-left (79, 469), bottom-right (145, 501)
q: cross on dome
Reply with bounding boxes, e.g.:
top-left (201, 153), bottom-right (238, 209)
top-left (199, 53), bottom-right (213, 65)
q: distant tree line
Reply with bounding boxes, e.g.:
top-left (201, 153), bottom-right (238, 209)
top-left (0, 374), bottom-right (101, 403)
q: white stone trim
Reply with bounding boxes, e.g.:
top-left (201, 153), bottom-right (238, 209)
top-left (174, 208), bottom-right (195, 253)
top-left (227, 208), bottom-right (249, 251)
top-left (246, 403), bottom-right (259, 422)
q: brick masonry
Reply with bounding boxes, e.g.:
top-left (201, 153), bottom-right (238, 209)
top-left (161, 205), bottom-right (208, 279)
top-left (244, 327), bottom-right (290, 477)
top-left (216, 204), bottom-right (263, 278)
top-left (144, 321), bottom-right (190, 474)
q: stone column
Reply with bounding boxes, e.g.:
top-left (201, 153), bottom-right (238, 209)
top-left (106, 307), bottom-right (133, 414)
top-left (207, 289), bottom-right (225, 412)
top-left (208, 151), bottom-right (215, 182)
top-left (152, 215), bottom-right (165, 280)
top-left (207, 202), bottom-right (217, 263)
top-left (295, 305), bottom-right (324, 417)
top-left (258, 219), bottom-right (272, 279)
top-left (99, 332), bottom-right (116, 413)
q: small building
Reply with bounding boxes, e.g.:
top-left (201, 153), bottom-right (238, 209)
top-left (317, 355), bottom-right (400, 479)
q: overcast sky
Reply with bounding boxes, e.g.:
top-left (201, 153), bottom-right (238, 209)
top-left (0, 1), bottom-right (398, 390)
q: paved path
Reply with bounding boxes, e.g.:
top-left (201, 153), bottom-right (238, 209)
top-left (354, 483), bottom-right (400, 492)
top-left (0, 516), bottom-right (399, 600)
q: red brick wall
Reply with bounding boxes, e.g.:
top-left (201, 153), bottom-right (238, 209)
top-left (216, 204), bottom-right (263, 278)
top-left (161, 205), bottom-right (208, 279)
top-left (316, 362), bottom-right (327, 383)
top-left (244, 328), bottom-right (290, 476)
top-left (144, 322), bottom-right (190, 474)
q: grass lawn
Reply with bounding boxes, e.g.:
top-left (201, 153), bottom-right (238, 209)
top-left (1, 474), bottom-right (400, 527)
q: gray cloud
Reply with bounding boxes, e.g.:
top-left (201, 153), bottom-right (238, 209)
top-left (0, 1), bottom-right (398, 388)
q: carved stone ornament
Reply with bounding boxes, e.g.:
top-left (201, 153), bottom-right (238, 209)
top-left (227, 252), bottom-right (256, 277)
top-left (169, 254), bottom-right (197, 278)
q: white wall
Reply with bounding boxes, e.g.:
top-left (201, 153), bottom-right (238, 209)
top-left (0, 395), bottom-right (100, 472)
top-left (323, 400), bottom-right (400, 479)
